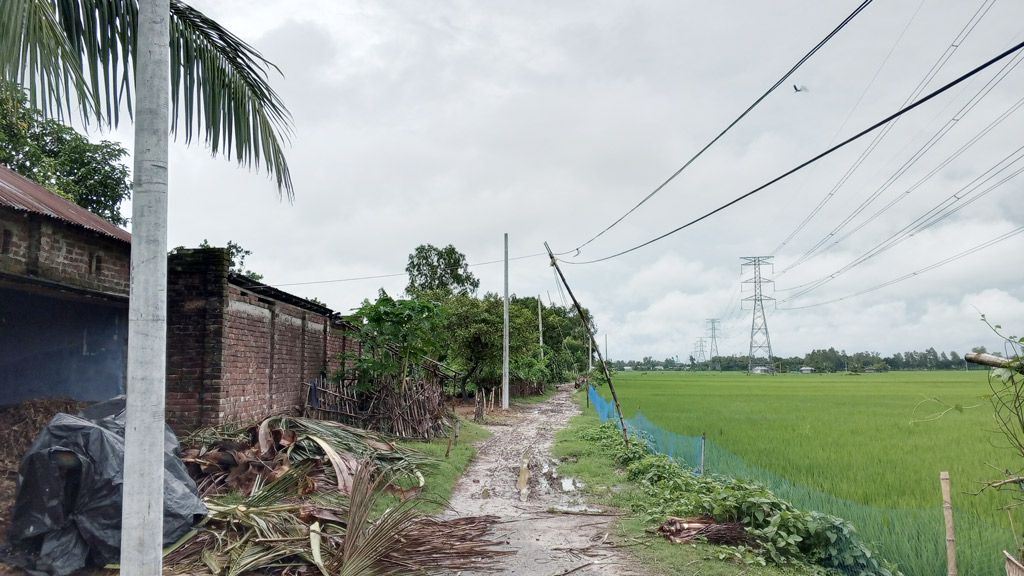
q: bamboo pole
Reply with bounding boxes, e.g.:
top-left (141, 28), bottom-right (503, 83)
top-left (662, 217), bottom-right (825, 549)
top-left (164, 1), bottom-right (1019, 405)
top-left (941, 471), bottom-right (957, 576)
top-left (543, 242), bottom-right (629, 447)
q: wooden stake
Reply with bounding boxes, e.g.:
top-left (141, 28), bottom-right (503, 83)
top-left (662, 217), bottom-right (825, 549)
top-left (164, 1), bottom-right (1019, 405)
top-left (543, 242), bottom-right (629, 447)
top-left (941, 470), bottom-right (957, 576)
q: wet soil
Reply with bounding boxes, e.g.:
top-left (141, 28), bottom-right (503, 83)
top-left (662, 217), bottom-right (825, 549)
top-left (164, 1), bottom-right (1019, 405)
top-left (443, 383), bottom-right (654, 575)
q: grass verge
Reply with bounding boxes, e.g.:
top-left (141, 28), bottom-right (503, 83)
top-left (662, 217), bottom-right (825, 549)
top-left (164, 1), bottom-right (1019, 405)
top-left (553, 391), bottom-right (823, 576)
top-left (384, 417), bottom-right (491, 515)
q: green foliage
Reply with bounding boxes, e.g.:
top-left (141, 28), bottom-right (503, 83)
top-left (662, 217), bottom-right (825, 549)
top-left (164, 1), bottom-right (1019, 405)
top-left (0, 81), bottom-right (131, 225)
top-left (405, 244), bottom-right (480, 298)
top-left (582, 423), bottom-right (899, 575)
top-left (1, 0), bottom-right (293, 195)
top-left (340, 289), bottom-right (444, 387)
top-left (171, 239), bottom-right (264, 281)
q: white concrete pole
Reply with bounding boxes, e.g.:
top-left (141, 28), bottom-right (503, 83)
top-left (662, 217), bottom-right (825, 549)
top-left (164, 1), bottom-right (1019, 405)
top-left (121, 0), bottom-right (170, 572)
top-left (502, 233), bottom-right (509, 409)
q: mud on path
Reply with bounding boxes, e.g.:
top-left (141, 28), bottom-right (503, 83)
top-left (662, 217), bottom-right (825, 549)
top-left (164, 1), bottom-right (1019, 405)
top-left (443, 384), bottom-right (653, 576)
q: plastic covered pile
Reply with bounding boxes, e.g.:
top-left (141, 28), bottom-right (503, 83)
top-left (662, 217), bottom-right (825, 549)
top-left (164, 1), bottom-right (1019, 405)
top-left (4, 397), bottom-right (207, 575)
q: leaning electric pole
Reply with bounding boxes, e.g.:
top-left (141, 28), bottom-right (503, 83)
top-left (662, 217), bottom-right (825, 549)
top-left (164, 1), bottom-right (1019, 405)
top-left (706, 318), bottom-right (721, 371)
top-left (741, 257), bottom-right (775, 374)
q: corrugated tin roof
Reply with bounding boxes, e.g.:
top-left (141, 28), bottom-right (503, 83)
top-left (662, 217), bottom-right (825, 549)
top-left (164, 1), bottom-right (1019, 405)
top-left (0, 164), bottom-right (131, 243)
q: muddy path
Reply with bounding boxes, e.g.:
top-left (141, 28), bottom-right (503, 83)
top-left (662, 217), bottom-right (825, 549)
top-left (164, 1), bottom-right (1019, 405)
top-left (442, 384), bottom-right (654, 576)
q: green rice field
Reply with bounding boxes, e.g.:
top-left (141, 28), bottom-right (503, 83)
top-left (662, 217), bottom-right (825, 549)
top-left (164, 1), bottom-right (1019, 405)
top-left (589, 370), bottom-right (1022, 575)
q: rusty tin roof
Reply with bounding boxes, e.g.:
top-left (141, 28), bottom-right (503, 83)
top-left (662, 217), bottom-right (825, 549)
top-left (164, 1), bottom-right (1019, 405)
top-left (0, 165), bottom-right (131, 243)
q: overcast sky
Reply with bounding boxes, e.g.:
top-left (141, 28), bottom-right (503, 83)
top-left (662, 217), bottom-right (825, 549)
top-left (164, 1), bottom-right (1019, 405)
top-left (107, 0), bottom-right (1024, 361)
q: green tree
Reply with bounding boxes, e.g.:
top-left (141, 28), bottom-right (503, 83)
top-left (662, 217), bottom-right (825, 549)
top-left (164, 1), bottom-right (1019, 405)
top-left (341, 289), bottom-right (444, 387)
top-left (405, 244), bottom-right (480, 298)
top-left (0, 82), bottom-right (131, 225)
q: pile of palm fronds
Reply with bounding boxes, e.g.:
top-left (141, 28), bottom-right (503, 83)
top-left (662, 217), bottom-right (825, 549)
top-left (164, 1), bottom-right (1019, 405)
top-left (655, 516), bottom-right (751, 546)
top-left (181, 415), bottom-right (432, 498)
top-left (304, 373), bottom-right (450, 439)
top-left (166, 415), bottom-right (512, 574)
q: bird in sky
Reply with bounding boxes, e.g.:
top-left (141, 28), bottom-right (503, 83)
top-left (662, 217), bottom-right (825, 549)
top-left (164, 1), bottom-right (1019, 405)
top-left (793, 84), bottom-right (809, 93)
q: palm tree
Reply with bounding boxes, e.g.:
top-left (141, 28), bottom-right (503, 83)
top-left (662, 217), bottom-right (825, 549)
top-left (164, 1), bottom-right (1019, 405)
top-left (2, 1), bottom-right (292, 572)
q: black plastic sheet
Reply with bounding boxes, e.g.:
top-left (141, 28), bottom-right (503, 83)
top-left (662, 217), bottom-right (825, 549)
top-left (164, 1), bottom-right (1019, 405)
top-left (4, 397), bottom-right (206, 575)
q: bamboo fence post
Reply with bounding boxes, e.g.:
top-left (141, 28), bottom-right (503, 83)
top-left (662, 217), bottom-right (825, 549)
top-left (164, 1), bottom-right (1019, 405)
top-left (941, 470), bottom-right (957, 576)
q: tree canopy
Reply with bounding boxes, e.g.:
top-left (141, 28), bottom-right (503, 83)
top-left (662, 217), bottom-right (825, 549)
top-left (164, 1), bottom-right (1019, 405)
top-left (405, 244), bottom-right (480, 298)
top-left (1, 82), bottom-right (131, 225)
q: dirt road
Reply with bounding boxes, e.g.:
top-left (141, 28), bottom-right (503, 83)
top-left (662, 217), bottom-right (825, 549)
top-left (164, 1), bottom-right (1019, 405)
top-left (443, 384), bottom-right (653, 576)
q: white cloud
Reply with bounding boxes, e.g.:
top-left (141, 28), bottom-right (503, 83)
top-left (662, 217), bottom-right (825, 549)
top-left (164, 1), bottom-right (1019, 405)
top-left (103, 0), bottom-right (1024, 362)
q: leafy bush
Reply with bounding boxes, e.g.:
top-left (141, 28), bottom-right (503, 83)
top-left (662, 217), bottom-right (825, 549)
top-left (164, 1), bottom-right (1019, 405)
top-left (584, 423), bottom-right (901, 575)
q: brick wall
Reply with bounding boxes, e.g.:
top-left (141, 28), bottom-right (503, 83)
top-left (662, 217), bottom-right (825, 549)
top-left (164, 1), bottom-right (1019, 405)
top-left (0, 209), bottom-right (130, 296)
top-left (165, 248), bottom-right (351, 433)
top-left (166, 248), bottom-right (230, 431)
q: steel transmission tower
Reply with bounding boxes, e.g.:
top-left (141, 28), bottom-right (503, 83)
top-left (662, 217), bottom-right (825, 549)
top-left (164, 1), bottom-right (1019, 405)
top-left (741, 257), bottom-right (775, 374)
top-left (706, 318), bottom-right (721, 370)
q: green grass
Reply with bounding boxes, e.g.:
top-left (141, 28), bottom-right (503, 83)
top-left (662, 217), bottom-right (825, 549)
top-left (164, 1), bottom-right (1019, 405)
top-left (553, 406), bottom-right (821, 576)
top-left (589, 371), bottom-right (1020, 576)
top-left (512, 384), bottom-right (557, 404)
top-left (380, 417), bottom-right (491, 515)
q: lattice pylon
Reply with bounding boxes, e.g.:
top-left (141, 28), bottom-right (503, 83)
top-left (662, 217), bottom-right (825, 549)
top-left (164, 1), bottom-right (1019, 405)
top-left (741, 257), bottom-right (775, 374)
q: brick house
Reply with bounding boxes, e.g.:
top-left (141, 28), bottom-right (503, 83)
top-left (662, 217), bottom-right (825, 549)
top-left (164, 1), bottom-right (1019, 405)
top-left (0, 165), bottom-right (131, 403)
top-left (0, 165), bottom-right (359, 433)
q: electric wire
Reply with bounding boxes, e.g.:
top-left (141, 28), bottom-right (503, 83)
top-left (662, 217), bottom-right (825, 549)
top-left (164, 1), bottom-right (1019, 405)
top-left (569, 0), bottom-right (875, 254)
top-left (777, 145), bottom-right (1024, 299)
top-left (771, 0), bottom-right (997, 261)
top-left (779, 224), bottom-right (1024, 310)
top-left (779, 41), bottom-right (1024, 273)
top-left (271, 251), bottom-right (550, 287)
top-left (779, 92), bottom-right (1024, 276)
top-left (555, 37), bottom-right (1024, 266)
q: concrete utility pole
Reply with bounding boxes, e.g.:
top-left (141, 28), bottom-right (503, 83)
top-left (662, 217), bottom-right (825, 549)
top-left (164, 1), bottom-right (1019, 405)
top-left (544, 241), bottom-right (630, 447)
top-left (502, 233), bottom-right (509, 410)
top-left (121, 0), bottom-right (170, 572)
top-left (742, 256), bottom-right (775, 374)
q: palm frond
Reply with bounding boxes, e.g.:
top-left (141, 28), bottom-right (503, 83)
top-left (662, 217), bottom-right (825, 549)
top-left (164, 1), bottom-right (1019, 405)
top-left (0, 0), bottom-right (96, 121)
top-left (168, 0), bottom-right (293, 197)
top-left (1, 0), bottom-right (293, 196)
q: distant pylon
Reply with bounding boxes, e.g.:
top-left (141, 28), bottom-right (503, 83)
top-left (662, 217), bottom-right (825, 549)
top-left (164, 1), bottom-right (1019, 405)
top-left (697, 337), bottom-right (707, 365)
top-left (741, 256), bottom-right (775, 374)
top-left (706, 318), bottom-right (721, 371)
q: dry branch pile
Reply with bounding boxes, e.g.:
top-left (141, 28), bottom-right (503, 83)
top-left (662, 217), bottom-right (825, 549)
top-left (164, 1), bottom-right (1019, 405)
top-left (655, 516), bottom-right (751, 546)
top-left (169, 415), bottom-right (512, 575)
top-left (0, 397), bottom-right (88, 464)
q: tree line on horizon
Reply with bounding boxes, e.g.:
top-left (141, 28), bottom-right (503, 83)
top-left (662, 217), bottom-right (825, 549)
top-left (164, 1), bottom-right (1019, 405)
top-left (614, 345), bottom-right (994, 373)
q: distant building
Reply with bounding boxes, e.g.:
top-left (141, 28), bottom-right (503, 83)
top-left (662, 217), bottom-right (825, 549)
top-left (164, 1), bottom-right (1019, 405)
top-left (623, 366), bottom-right (633, 370)
top-left (799, 366), bottom-right (816, 374)
top-left (750, 366), bottom-right (771, 375)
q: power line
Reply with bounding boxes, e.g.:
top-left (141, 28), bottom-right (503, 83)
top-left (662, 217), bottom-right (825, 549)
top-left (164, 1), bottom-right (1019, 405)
top-left (271, 251), bottom-right (549, 288)
top-left (778, 41), bottom-right (1024, 274)
top-left (557, 37), bottom-right (1024, 266)
top-left (770, 0), bottom-right (994, 259)
top-left (777, 147), bottom-right (1024, 300)
top-left (569, 0), bottom-right (875, 254)
top-left (779, 224), bottom-right (1024, 310)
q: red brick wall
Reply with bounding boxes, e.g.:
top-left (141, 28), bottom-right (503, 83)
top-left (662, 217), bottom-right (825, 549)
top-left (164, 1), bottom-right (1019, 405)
top-left (165, 247), bottom-right (350, 433)
top-left (0, 209), bottom-right (130, 296)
